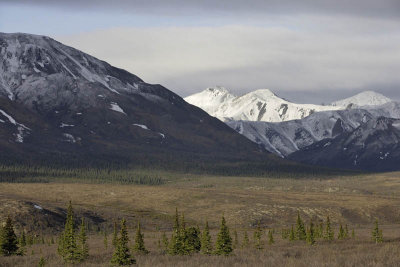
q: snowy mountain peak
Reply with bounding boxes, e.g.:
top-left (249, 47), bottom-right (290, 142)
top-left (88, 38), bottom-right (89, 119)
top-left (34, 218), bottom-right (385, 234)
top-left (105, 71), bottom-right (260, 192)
top-left (332, 91), bottom-right (392, 107)
top-left (244, 89), bottom-right (276, 100)
top-left (205, 86), bottom-right (229, 94)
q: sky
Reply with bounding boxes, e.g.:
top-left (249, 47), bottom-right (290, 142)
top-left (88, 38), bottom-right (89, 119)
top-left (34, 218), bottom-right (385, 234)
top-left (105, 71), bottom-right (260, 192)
top-left (1, 0), bottom-right (400, 103)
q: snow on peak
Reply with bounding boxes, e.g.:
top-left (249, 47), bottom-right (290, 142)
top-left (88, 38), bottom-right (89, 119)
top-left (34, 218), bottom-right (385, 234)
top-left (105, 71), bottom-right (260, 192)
top-left (332, 91), bottom-right (392, 107)
top-left (109, 102), bottom-right (126, 115)
top-left (186, 87), bottom-right (342, 123)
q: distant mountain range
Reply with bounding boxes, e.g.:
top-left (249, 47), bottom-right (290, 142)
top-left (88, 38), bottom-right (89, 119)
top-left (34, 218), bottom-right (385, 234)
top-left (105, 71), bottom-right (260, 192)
top-left (0, 32), bottom-right (280, 171)
top-left (186, 87), bottom-right (400, 171)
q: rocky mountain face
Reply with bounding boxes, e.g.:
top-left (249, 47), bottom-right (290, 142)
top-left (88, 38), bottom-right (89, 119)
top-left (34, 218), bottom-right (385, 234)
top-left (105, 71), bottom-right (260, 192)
top-left (186, 87), bottom-right (400, 171)
top-left (289, 117), bottom-right (400, 171)
top-left (0, 33), bottom-right (270, 167)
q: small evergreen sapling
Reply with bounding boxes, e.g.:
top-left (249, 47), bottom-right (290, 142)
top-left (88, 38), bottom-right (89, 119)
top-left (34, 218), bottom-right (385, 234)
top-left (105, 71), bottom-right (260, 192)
top-left (371, 219), bottom-right (383, 244)
top-left (111, 219), bottom-right (136, 265)
top-left (268, 230), bottom-right (274, 245)
top-left (200, 221), bottom-right (213, 255)
top-left (0, 216), bottom-right (19, 256)
top-left (306, 222), bottom-right (315, 245)
top-left (324, 216), bottom-right (334, 241)
top-left (253, 222), bottom-right (263, 249)
top-left (242, 231), bottom-right (249, 248)
top-left (296, 212), bottom-right (306, 241)
top-left (215, 216), bottom-right (233, 255)
top-left (133, 222), bottom-right (148, 254)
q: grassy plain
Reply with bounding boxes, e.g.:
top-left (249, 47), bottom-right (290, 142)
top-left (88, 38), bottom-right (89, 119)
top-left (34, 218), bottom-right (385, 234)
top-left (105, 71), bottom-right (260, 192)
top-left (1, 171), bottom-right (400, 266)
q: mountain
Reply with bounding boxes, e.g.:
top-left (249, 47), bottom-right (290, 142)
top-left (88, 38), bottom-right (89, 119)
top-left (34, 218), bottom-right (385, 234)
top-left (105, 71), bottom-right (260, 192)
top-left (289, 117), bottom-right (400, 171)
top-left (331, 91), bottom-right (392, 108)
top-left (0, 32), bottom-right (277, 170)
top-left (187, 86), bottom-right (400, 171)
top-left (185, 87), bottom-right (342, 123)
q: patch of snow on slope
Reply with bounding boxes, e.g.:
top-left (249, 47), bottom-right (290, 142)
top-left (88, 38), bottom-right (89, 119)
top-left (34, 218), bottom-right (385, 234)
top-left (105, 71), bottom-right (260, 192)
top-left (0, 109), bottom-right (31, 143)
top-left (34, 204), bottom-right (43, 210)
top-left (109, 102), bottom-right (126, 115)
top-left (133, 124), bottom-right (149, 130)
top-left (63, 133), bottom-right (76, 143)
top-left (60, 123), bottom-right (74, 128)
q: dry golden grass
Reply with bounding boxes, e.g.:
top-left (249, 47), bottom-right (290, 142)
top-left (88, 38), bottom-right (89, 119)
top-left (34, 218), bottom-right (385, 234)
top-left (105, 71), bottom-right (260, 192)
top-left (1, 171), bottom-right (400, 266)
top-left (1, 229), bottom-right (400, 267)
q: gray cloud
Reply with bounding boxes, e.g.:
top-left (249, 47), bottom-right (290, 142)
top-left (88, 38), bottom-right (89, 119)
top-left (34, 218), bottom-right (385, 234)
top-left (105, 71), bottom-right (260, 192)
top-left (3, 0), bottom-right (400, 19)
top-left (57, 24), bottom-right (400, 102)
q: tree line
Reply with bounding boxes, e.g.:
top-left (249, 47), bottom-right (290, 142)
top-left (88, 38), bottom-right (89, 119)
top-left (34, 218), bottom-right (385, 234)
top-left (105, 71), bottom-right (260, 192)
top-left (0, 205), bottom-right (385, 266)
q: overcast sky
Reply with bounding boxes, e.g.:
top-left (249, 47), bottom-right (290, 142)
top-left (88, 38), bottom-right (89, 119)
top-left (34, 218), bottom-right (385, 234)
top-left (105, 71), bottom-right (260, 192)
top-left (1, 0), bottom-right (399, 103)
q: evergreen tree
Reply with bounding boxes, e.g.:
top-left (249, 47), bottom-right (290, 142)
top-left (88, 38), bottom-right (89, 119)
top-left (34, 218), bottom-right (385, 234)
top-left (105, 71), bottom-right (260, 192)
top-left (19, 231), bottom-right (26, 248)
top-left (200, 221), bottom-right (213, 255)
top-left (111, 219), bottom-right (136, 265)
top-left (337, 224), bottom-right (345, 240)
top-left (168, 209), bottom-right (185, 255)
top-left (0, 216), bottom-right (19, 256)
top-left (133, 222), bottom-right (148, 254)
top-left (233, 230), bottom-right (239, 249)
top-left (161, 232), bottom-right (169, 252)
top-left (344, 224), bottom-right (349, 239)
top-left (306, 222), bottom-right (315, 245)
top-left (185, 226), bottom-right (201, 253)
top-left (295, 212), bottom-right (306, 241)
top-left (324, 216), bottom-right (334, 241)
top-left (289, 225), bottom-right (295, 241)
top-left (215, 216), bottom-right (233, 255)
top-left (351, 229), bottom-right (355, 239)
top-left (242, 231), bottom-right (249, 248)
top-left (57, 201), bottom-right (79, 263)
top-left (38, 256), bottom-right (45, 267)
top-left (371, 219), bottom-right (383, 244)
top-left (317, 222), bottom-right (324, 238)
top-left (112, 222), bottom-right (118, 247)
top-left (253, 222), bottom-right (263, 249)
top-left (77, 218), bottom-right (89, 261)
top-left (268, 230), bottom-right (274, 245)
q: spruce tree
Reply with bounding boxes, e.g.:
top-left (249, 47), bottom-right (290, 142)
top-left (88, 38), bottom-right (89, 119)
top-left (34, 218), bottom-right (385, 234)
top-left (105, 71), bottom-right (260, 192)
top-left (58, 201), bottom-right (79, 263)
top-left (253, 222), bottom-right (263, 249)
top-left (337, 224), bottom-right (345, 240)
top-left (77, 218), bottom-right (89, 261)
top-left (289, 225), bottom-right (295, 241)
top-left (168, 208), bottom-right (185, 255)
top-left (268, 230), bottom-right (274, 245)
top-left (306, 222), bottom-right (315, 245)
top-left (324, 216), bottom-right (334, 241)
top-left (200, 221), bottom-right (213, 255)
top-left (371, 219), bottom-right (383, 244)
top-left (161, 232), bottom-right (169, 252)
top-left (19, 231), bottom-right (26, 248)
top-left (215, 216), bottom-right (233, 255)
top-left (351, 229), bottom-right (355, 239)
top-left (133, 222), bottom-right (148, 254)
top-left (111, 219), bottom-right (136, 265)
top-left (242, 231), bottom-right (249, 248)
top-left (344, 224), bottom-right (349, 239)
top-left (185, 226), bottom-right (201, 253)
top-left (0, 216), bottom-right (19, 256)
top-left (295, 212), bottom-right (306, 241)
top-left (38, 256), bottom-right (45, 267)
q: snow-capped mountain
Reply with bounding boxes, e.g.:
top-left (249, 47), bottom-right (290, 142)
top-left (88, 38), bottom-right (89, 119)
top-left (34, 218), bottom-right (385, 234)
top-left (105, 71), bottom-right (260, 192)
top-left (187, 86), bottom-right (400, 170)
top-left (0, 32), bottom-right (266, 166)
top-left (185, 87), bottom-right (341, 122)
top-left (331, 91), bottom-right (392, 108)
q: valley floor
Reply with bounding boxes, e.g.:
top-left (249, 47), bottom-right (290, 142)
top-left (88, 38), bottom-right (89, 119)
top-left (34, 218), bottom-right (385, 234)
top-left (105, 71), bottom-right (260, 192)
top-left (1, 171), bottom-right (400, 266)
